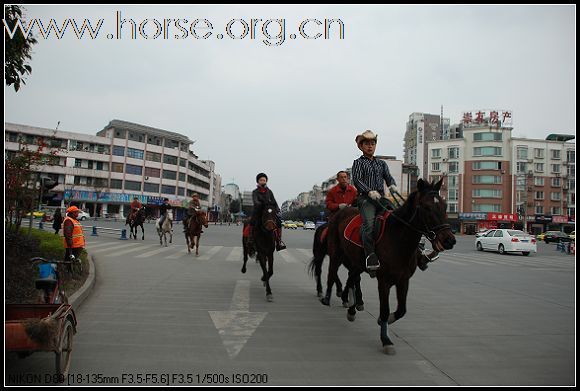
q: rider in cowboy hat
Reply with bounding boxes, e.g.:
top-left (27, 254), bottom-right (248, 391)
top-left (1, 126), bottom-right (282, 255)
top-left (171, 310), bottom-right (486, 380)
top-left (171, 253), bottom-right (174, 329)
top-left (183, 193), bottom-right (202, 233)
top-left (352, 130), bottom-right (436, 273)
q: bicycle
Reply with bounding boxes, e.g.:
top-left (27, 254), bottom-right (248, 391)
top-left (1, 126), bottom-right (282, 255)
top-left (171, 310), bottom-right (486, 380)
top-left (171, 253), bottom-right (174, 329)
top-left (31, 257), bottom-right (78, 305)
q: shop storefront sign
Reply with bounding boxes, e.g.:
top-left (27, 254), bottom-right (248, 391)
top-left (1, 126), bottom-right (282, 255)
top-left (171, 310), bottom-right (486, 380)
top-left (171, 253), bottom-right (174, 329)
top-left (459, 212), bottom-right (488, 220)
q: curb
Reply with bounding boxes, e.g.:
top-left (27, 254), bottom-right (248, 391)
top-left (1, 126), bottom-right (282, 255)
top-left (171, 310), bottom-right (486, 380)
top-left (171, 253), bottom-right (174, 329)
top-left (68, 252), bottom-right (96, 311)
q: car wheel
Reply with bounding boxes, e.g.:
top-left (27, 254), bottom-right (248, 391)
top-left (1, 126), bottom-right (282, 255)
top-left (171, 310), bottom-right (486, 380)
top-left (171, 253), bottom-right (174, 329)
top-left (498, 244), bottom-right (505, 254)
top-left (522, 252), bottom-right (530, 256)
top-left (544, 239), bottom-right (549, 244)
top-left (81, 216), bottom-right (86, 221)
top-left (476, 242), bottom-right (483, 251)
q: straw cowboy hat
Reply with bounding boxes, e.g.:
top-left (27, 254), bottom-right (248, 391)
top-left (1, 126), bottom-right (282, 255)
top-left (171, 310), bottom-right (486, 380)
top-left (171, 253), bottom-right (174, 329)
top-left (355, 130), bottom-right (378, 148)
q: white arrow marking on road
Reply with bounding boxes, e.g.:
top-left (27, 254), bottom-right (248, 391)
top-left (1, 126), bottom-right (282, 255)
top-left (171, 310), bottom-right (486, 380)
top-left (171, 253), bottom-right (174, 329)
top-left (209, 280), bottom-right (267, 359)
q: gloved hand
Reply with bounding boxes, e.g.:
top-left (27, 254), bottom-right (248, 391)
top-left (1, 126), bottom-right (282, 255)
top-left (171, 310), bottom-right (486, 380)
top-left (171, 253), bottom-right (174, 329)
top-left (368, 191), bottom-right (381, 201)
top-left (389, 185), bottom-right (399, 194)
top-left (338, 203), bottom-right (347, 209)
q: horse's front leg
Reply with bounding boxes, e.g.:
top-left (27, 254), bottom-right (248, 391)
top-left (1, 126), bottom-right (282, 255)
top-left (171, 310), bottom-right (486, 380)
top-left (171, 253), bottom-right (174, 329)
top-left (390, 279), bottom-right (409, 324)
top-left (377, 276), bottom-right (395, 355)
top-left (141, 224), bottom-right (145, 240)
top-left (195, 235), bottom-right (200, 256)
top-left (258, 253), bottom-right (269, 283)
top-left (186, 233), bottom-right (191, 253)
top-left (265, 253), bottom-right (273, 302)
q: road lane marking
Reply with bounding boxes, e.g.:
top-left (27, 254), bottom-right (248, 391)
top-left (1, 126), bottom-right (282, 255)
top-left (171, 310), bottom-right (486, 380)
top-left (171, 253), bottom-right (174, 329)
top-left (136, 246), bottom-right (176, 258)
top-left (114, 244), bottom-right (156, 256)
top-left (226, 247), bottom-right (243, 262)
top-left (198, 246), bottom-right (223, 261)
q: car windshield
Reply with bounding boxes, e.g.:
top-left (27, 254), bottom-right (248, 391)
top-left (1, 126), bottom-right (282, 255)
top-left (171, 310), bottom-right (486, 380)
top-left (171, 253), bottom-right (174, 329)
top-left (508, 230), bottom-right (527, 237)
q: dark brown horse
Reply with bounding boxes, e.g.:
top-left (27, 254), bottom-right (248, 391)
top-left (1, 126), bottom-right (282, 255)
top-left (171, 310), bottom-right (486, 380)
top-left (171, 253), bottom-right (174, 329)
top-left (185, 209), bottom-right (208, 256)
top-left (126, 207), bottom-right (146, 240)
top-left (245, 204), bottom-right (277, 302)
top-left (308, 223), bottom-right (344, 305)
top-left (327, 179), bottom-right (456, 354)
top-left (241, 220), bottom-right (256, 273)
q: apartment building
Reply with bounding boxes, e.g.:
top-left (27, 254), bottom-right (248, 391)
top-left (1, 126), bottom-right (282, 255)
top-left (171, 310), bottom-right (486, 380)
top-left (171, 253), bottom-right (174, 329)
top-left (5, 120), bottom-right (220, 219)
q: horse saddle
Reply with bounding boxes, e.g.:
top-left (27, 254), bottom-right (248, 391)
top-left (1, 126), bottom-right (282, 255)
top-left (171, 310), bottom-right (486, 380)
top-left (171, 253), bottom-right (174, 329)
top-left (243, 225), bottom-right (252, 238)
top-left (344, 211), bottom-right (391, 248)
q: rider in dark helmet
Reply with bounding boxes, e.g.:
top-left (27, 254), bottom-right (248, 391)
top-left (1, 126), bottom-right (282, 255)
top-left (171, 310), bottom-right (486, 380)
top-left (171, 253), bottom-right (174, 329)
top-left (249, 173), bottom-right (286, 251)
top-left (159, 198), bottom-right (172, 229)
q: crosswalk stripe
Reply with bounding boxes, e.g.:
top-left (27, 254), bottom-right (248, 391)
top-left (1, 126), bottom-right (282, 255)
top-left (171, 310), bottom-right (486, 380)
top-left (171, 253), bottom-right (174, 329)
top-left (90, 242), bottom-right (141, 253)
top-left (86, 241), bottom-right (123, 250)
top-left (226, 247), bottom-right (243, 262)
top-left (197, 246), bottom-right (223, 261)
top-left (278, 250), bottom-right (299, 264)
top-left (296, 248), bottom-right (311, 258)
top-left (114, 244), bottom-right (156, 256)
top-left (165, 247), bottom-right (189, 259)
top-left (136, 246), bottom-right (176, 258)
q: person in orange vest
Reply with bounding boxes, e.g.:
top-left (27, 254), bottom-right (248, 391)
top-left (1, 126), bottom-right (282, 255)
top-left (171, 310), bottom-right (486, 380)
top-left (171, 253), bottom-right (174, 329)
top-left (63, 205), bottom-right (86, 263)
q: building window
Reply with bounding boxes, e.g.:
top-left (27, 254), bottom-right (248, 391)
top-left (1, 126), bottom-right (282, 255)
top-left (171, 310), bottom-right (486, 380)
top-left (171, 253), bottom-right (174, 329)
top-left (566, 150), bottom-right (575, 163)
top-left (472, 161), bottom-right (501, 170)
top-left (567, 165), bottom-right (575, 177)
top-left (112, 146), bottom-right (125, 156)
top-left (162, 170), bottom-right (177, 180)
top-left (448, 162), bottom-right (459, 173)
top-left (110, 179), bottom-right (123, 189)
top-left (448, 189), bottom-right (458, 201)
top-left (534, 177), bottom-right (544, 186)
top-left (144, 167), bottom-right (161, 178)
top-left (516, 147), bottom-right (528, 160)
top-left (448, 175), bottom-right (459, 188)
top-left (178, 172), bottom-right (186, 182)
top-left (448, 147), bottom-right (459, 159)
top-left (431, 149), bottom-right (441, 158)
top-left (124, 180), bottom-right (141, 191)
top-left (550, 192), bottom-right (561, 201)
top-left (473, 189), bottom-right (502, 198)
top-left (75, 159), bottom-right (82, 168)
top-left (111, 163), bottom-right (124, 173)
top-left (473, 147), bottom-right (502, 156)
top-left (473, 132), bottom-right (502, 142)
top-left (516, 162), bottom-right (527, 174)
top-left (144, 183), bottom-right (160, 193)
top-left (146, 151), bottom-right (162, 162)
top-left (147, 135), bottom-right (162, 146)
top-left (551, 177), bottom-right (561, 187)
top-left (161, 185), bottom-right (176, 194)
top-left (431, 163), bottom-right (441, 172)
top-left (177, 187), bottom-right (185, 196)
top-left (127, 148), bottom-right (144, 159)
top-left (550, 150), bottom-right (561, 160)
top-left (447, 203), bottom-right (458, 213)
top-left (551, 164), bottom-right (561, 174)
top-left (179, 158), bottom-right (187, 167)
top-left (534, 148), bottom-right (545, 159)
top-left (534, 163), bottom-right (544, 173)
top-left (551, 207), bottom-right (562, 215)
top-left (163, 155), bottom-right (178, 165)
top-left (165, 139), bottom-right (179, 149)
top-left (126, 164), bottom-right (143, 175)
top-left (535, 205), bottom-right (544, 214)
top-left (473, 204), bottom-right (501, 212)
top-left (535, 191), bottom-right (544, 200)
top-left (473, 175), bottom-right (502, 184)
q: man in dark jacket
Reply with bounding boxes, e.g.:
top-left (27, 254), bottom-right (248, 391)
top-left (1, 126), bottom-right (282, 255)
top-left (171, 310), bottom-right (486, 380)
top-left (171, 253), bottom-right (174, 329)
top-left (158, 198), bottom-right (172, 230)
top-left (249, 173), bottom-right (286, 251)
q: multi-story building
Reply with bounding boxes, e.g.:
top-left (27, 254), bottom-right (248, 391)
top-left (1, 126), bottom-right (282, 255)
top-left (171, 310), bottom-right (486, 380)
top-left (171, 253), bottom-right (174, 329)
top-left (5, 120), bottom-right (218, 219)
top-left (426, 119), bottom-right (575, 234)
top-left (403, 112), bottom-right (450, 179)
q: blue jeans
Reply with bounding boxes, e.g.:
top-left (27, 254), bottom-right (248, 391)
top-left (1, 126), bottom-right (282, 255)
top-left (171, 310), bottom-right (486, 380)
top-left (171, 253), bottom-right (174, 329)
top-left (359, 196), bottom-right (380, 257)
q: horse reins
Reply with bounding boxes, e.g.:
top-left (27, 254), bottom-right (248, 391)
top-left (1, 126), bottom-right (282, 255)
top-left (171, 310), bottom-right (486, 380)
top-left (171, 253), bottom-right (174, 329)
top-left (378, 190), bottom-right (451, 244)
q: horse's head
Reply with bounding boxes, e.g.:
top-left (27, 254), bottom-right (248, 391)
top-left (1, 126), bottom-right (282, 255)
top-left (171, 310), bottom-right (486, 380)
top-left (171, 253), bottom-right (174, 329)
top-left (408, 178), bottom-right (456, 251)
top-left (197, 209), bottom-right (209, 228)
top-left (260, 203), bottom-right (277, 232)
top-left (166, 209), bottom-right (173, 221)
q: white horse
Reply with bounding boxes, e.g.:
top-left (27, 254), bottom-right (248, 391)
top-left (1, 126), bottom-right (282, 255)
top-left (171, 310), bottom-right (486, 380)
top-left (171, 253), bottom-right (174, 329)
top-left (156, 209), bottom-right (173, 246)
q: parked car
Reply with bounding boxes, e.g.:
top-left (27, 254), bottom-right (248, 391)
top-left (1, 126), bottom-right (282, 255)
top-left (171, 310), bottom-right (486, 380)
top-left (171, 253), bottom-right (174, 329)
top-left (475, 229), bottom-right (537, 256)
top-left (569, 231), bottom-right (575, 241)
top-left (284, 221), bottom-right (297, 229)
top-left (303, 221), bottom-right (316, 230)
top-left (543, 231), bottom-right (572, 244)
top-left (475, 229), bottom-right (493, 238)
top-left (24, 210), bottom-right (47, 219)
top-left (535, 232), bottom-right (546, 241)
top-left (295, 221), bottom-right (304, 228)
top-left (315, 220), bottom-right (326, 229)
top-left (76, 210), bottom-right (91, 221)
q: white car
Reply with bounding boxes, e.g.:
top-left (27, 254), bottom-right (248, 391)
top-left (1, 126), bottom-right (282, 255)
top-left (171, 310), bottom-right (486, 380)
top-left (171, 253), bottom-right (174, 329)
top-left (303, 221), bottom-right (316, 230)
top-left (77, 210), bottom-right (91, 221)
top-left (475, 229), bottom-right (537, 256)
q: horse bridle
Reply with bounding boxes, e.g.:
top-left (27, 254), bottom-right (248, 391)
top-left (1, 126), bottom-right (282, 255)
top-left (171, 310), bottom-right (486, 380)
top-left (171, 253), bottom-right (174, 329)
top-left (385, 191), bottom-right (451, 244)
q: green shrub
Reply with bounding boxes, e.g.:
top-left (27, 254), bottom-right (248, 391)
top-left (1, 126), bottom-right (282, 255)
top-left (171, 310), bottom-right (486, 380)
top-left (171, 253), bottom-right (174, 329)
top-left (19, 228), bottom-right (66, 259)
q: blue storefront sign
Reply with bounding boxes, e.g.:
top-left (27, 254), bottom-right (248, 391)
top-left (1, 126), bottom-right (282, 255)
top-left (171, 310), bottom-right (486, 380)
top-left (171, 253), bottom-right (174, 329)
top-left (459, 212), bottom-right (488, 220)
top-left (64, 190), bottom-right (147, 204)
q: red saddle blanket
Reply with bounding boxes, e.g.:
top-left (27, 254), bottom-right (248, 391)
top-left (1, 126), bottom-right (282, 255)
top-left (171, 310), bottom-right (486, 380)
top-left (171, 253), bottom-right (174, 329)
top-left (344, 211), bottom-right (391, 248)
top-left (243, 225), bottom-right (251, 238)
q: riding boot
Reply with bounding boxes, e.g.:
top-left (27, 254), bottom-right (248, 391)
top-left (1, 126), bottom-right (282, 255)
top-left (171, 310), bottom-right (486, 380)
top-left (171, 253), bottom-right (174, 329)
top-left (274, 228), bottom-right (286, 251)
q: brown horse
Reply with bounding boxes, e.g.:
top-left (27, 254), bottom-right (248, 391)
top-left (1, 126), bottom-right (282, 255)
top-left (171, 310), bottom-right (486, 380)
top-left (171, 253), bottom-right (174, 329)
top-left (185, 210), bottom-right (208, 256)
top-left (245, 204), bottom-right (277, 302)
top-left (126, 207), bottom-right (146, 240)
top-left (241, 220), bottom-right (256, 273)
top-left (327, 178), bottom-right (456, 354)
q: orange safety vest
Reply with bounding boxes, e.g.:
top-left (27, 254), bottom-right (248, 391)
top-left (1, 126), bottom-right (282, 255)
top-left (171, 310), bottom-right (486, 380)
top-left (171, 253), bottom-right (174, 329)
top-left (63, 216), bottom-right (85, 249)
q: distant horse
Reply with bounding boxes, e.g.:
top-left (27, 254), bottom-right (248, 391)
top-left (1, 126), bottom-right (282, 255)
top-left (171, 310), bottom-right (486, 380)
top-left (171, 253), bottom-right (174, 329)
top-left (327, 179), bottom-right (456, 354)
top-left (185, 209), bottom-right (208, 256)
top-left (308, 223), bottom-right (344, 304)
top-left (156, 209), bottom-right (173, 246)
top-left (246, 204), bottom-right (277, 302)
top-left (126, 207), bottom-right (146, 240)
top-left (241, 220), bottom-right (256, 274)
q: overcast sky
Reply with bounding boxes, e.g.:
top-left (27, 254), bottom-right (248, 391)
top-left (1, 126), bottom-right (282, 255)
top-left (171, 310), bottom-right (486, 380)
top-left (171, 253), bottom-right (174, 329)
top-left (4, 5), bottom-right (575, 203)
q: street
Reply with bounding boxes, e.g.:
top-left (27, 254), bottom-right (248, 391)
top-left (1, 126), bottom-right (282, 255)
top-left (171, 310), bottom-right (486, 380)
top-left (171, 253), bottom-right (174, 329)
top-left (5, 222), bottom-right (575, 386)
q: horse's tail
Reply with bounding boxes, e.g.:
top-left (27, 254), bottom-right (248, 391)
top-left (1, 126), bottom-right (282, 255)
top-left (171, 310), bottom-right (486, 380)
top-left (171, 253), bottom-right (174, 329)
top-left (308, 224), bottom-right (328, 278)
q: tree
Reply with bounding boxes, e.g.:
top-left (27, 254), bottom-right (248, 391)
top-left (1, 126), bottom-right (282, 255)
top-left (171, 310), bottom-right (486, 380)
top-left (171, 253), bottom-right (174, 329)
top-left (4, 5), bottom-right (38, 92)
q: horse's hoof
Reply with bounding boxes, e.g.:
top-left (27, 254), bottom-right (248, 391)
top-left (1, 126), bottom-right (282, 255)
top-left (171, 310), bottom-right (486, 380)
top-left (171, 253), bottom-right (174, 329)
top-left (347, 312), bottom-right (356, 322)
top-left (241, 267), bottom-right (246, 274)
top-left (388, 313), bottom-right (396, 325)
top-left (266, 294), bottom-right (273, 302)
top-left (383, 345), bottom-right (396, 355)
top-left (320, 297), bottom-right (330, 306)
top-left (317, 291), bottom-right (323, 298)
top-left (356, 304), bottom-right (365, 312)
top-left (342, 301), bottom-right (349, 308)
top-left (336, 289), bottom-right (343, 298)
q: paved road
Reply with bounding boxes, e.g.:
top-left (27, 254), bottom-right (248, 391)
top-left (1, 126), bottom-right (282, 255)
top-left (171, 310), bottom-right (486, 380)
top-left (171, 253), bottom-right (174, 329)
top-left (5, 223), bottom-right (575, 386)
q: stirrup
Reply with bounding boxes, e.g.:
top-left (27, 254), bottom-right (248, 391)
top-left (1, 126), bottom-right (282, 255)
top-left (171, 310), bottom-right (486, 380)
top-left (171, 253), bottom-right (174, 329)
top-left (365, 253), bottom-right (380, 271)
top-left (423, 249), bottom-right (440, 262)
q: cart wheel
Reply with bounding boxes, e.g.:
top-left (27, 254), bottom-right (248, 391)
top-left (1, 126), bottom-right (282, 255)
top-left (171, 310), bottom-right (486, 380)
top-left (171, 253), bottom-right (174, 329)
top-left (55, 319), bottom-right (74, 376)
